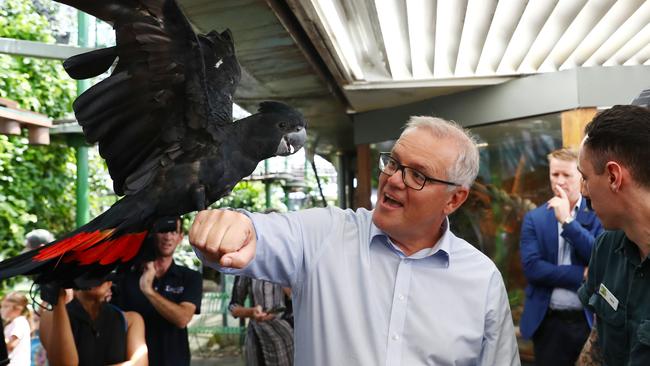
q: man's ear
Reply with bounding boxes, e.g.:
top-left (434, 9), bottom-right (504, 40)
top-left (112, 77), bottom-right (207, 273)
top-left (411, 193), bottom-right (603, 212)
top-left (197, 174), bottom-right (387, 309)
top-left (444, 187), bottom-right (470, 215)
top-left (605, 161), bottom-right (623, 192)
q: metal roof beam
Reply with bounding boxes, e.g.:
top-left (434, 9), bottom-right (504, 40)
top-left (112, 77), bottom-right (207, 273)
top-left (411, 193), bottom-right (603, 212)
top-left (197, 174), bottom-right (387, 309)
top-left (561, 0), bottom-right (644, 70)
top-left (498, 0), bottom-right (558, 74)
top-left (476, 0), bottom-right (527, 75)
top-left (455, 0), bottom-right (497, 76)
top-left (406, 0), bottom-right (435, 79)
top-left (585, 0), bottom-right (650, 66)
top-left (0, 37), bottom-right (93, 60)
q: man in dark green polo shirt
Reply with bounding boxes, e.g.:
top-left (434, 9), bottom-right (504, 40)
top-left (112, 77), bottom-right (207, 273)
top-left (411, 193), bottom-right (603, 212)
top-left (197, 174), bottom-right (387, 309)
top-left (576, 104), bottom-right (650, 365)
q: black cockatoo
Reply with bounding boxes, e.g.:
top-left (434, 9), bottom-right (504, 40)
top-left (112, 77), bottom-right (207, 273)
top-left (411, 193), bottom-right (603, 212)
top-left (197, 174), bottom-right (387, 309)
top-left (0, 0), bottom-right (306, 290)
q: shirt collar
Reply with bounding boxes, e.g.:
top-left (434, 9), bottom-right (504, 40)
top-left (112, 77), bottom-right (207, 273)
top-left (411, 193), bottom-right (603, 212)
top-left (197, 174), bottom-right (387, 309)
top-left (165, 260), bottom-right (181, 278)
top-left (370, 217), bottom-right (452, 263)
top-left (144, 259), bottom-right (180, 280)
top-left (572, 196), bottom-right (582, 216)
top-left (615, 233), bottom-right (648, 266)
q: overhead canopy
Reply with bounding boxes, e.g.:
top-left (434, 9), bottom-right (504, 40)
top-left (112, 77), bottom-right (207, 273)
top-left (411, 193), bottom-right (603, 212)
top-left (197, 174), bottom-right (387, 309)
top-left (3, 1), bottom-right (648, 154)
top-left (289, 0), bottom-right (650, 111)
top-left (177, 0), bottom-right (650, 153)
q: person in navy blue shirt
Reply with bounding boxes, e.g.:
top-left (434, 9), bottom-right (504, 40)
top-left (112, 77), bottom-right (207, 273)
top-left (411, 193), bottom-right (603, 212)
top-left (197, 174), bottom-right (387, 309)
top-left (113, 216), bottom-right (202, 366)
top-left (520, 148), bottom-right (603, 365)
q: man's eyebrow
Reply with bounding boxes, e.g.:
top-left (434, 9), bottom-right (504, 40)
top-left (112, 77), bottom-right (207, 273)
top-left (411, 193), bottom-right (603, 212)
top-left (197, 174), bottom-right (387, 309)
top-left (390, 150), bottom-right (434, 174)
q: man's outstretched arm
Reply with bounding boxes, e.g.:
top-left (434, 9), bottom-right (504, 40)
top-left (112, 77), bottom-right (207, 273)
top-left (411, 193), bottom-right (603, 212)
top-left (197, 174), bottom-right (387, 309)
top-left (189, 209), bottom-right (257, 268)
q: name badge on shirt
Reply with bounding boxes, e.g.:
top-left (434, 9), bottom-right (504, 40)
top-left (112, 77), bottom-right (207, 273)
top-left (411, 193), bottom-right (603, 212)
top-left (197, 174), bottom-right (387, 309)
top-left (598, 283), bottom-right (619, 311)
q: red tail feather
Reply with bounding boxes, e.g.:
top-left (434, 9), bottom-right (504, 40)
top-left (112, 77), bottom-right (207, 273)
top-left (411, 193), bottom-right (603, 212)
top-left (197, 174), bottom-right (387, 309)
top-left (34, 229), bottom-right (147, 266)
top-left (71, 232), bottom-right (147, 265)
top-left (33, 230), bottom-right (114, 261)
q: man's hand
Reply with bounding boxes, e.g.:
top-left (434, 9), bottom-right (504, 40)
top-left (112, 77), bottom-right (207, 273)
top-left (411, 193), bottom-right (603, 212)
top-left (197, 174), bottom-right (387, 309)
top-left (189, 209), bottom-right (257, 268)
top-left (139, 262), bottom-right (156, 296)
top-left (547, 184), bottom-right (571, 223)
top-left (251, 305), bottom-right (275, 322)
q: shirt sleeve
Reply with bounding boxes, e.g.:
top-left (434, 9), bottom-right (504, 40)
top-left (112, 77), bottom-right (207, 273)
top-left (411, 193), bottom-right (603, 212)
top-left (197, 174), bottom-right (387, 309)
top-left (198, 207), bottom-right (339, 288)
top-left (560, 213), bottom-right (603, 263)
top-left (578, 234), bottom-right (602, 308)
top-left (228, 275), bottom-right (250, 310)
top-left (479, 270), bottom-right (520, 366)
top-left (180, 268), bottom-right (203, 314)
top-left (520, 211), bottom-right (584, 290)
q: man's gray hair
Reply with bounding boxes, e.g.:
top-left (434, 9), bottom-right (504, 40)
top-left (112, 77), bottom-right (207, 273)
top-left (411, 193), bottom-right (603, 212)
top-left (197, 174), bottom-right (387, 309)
top-left (401, 116), bottom-right (479, 189)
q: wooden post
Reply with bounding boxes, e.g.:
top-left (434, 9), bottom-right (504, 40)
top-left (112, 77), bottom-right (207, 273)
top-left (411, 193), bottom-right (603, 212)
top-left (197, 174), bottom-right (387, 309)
top-left (354, 144), bottom-right (372, 209)
top-left (28, 126), bottom-right (50, 145)
top-left (0, 119), bottom-right (21, 135)
top-left (561, 108), bottom-right (597, 149)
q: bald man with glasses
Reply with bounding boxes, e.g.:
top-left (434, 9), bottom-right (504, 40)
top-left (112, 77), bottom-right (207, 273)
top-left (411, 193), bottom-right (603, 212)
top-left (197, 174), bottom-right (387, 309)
top-left (189, 116), bottom-right (519, 366)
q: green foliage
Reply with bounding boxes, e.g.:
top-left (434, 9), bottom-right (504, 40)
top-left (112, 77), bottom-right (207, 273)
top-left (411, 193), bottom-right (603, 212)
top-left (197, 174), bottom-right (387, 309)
top-left (0, 0), bottom-right (75, 119)
top-left (0, 0), bottom-right (78, 270)
top-left (170, 181), bottom-right (270, 270)
top-left (0, 134), bottom-right (76, 292)
top-left (0, 0), bottom-right (114, 291)
top-left (211, 181), bottom-right (268, 212)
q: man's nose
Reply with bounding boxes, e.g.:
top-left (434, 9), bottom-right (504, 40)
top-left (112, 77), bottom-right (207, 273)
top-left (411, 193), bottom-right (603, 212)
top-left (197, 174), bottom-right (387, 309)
top-left (387, 168), bottom-right (406, 189)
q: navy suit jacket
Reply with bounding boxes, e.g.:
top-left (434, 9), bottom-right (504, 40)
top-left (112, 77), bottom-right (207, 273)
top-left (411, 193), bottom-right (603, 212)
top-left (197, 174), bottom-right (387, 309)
top-left (519, 198), bottom-right (603, 340)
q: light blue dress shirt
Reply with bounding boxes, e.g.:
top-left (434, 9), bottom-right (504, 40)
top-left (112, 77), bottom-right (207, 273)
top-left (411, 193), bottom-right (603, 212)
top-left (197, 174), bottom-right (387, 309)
top-left (199, 207), bottom-right (519, 365)
top-left (550, 197), bottom-right (584, 310)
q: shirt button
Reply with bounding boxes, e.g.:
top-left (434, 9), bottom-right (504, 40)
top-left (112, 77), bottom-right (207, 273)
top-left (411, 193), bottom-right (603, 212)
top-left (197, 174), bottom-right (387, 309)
top-left (398, 294), bottom-right (405, 301)
top-left (392, 334), bottom-right (400, 341)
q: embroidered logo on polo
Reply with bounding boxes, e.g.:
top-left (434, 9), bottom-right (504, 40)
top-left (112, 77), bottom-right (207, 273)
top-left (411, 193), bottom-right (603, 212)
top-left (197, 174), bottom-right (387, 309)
top-left (164, 285), bottom-right (185, 294)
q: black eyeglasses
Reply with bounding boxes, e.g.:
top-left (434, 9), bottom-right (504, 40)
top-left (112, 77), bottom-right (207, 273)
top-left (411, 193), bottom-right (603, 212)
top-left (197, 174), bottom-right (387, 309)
top-left (378, 153), bottom-right (460, 190)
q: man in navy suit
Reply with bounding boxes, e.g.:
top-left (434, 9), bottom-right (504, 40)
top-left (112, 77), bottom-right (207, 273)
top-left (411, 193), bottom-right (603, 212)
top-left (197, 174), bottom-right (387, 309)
top-left (520, 147), bottom-right (603, 366)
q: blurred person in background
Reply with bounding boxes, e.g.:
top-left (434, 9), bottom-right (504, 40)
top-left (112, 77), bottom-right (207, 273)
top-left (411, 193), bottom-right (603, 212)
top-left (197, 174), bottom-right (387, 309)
top-left (23, 231), bottom-right (54, 253)
top-left (112, 216), bottom-right (202, 366)
top-left (230, 275), bottom-right (294, 366)
top-left (39, 279), bottom-right (147, 366)
top-left (1, 292), bottom-right (31, 366)
top-left (519, 148), bottom-right (603, 365)
top-left (22, 229), bottom-right (53, 366)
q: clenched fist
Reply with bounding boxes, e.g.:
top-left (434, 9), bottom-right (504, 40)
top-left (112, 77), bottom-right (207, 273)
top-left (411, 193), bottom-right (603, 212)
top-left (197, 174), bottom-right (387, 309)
top-left (189, 209), bottom-right (257, 268)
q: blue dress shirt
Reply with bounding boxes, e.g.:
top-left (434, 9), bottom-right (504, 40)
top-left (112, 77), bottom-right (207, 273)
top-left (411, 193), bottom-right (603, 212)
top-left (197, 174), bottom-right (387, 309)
top-left (199, 207), bottom-right (519, 365)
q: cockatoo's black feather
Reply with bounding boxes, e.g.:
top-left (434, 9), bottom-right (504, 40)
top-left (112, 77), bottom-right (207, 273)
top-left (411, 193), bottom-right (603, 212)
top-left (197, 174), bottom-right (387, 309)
top-left (0, 0), bottom-right (307, 289)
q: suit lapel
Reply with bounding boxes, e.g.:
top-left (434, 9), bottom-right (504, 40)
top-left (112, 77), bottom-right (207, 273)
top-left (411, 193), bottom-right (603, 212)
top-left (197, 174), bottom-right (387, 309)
top-left (543, 206), bottom-right (559, 264)
top-left (575, 199), bottom-right (594, 226)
